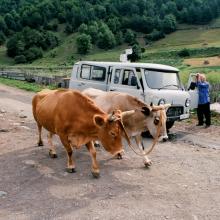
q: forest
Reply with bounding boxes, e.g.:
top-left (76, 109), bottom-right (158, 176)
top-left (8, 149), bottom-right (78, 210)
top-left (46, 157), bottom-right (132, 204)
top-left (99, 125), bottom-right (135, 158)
top-left (0, 0), bottom-right (220, 63)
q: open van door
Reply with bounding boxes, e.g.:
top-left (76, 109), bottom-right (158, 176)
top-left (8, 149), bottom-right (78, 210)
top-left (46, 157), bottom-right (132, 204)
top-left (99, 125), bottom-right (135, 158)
top-left (187, 73), bottom-right (198, 109)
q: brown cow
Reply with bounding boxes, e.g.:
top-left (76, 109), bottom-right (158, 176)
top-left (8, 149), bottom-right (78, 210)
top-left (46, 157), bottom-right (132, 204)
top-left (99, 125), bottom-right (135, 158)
top-left (82, 88), bottom-right (170, 167)
top-left (32, 89), bottom-right (134, 177)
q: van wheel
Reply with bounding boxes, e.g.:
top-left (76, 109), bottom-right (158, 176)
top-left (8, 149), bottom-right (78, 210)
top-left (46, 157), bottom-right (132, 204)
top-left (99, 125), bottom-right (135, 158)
top-left (166, 121), bottom-right (175, 130)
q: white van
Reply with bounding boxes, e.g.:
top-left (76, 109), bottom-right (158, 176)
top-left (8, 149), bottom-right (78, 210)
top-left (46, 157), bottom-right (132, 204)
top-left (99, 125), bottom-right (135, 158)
top-left (69, 61), bottom-right (192, 129)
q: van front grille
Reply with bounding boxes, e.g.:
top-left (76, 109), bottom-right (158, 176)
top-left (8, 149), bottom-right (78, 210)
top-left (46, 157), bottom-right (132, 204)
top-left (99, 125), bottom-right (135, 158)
top-left (167, 106), bottom-right (183, 117)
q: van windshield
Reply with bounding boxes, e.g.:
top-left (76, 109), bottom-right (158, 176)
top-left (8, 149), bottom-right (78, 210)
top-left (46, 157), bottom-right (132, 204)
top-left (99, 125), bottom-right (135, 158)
top-left (144, 70), bottom-right (180, 90)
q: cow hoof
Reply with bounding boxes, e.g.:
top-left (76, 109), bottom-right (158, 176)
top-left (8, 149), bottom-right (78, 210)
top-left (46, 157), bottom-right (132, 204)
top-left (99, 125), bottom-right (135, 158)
top-left (91, 171), bottom-right (100, 178)
top-left (117, 153), bottom-right (123, 160)
top-left (66, 168), bottom-right (76, 173)
top-left (94, 143), bottom-right (100, 148)
top-left (144, 161), bottom-right (152, 167)
top-left (37, 142), bottom-right (43, 146)
top-left (49, 151), bottom-right (57, 158)
top-left (162, 138), bottom-right (168, 142)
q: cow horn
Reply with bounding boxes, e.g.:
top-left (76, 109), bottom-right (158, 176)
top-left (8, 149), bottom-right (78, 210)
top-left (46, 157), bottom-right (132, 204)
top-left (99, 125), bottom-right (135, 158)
top-left (108, 113), bottom-right (117, 122)
top-left (121, 110), bottom-right (135, 118)
top-left (152, 105), bottom-right (164, 111)
top-left (152, 103), bottom-right (171, 111)
top-left (164, 103), bottom-right (171, 109)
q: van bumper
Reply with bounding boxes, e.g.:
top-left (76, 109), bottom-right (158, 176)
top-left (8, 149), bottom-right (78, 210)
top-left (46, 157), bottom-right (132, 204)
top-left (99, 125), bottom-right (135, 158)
top-left (167, 113), bottom-right (190, 122)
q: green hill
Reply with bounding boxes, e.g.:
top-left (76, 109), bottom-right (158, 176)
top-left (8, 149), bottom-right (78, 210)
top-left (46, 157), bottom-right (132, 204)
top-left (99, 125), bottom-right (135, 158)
top-left (1, 0), bottom-right (220, 66)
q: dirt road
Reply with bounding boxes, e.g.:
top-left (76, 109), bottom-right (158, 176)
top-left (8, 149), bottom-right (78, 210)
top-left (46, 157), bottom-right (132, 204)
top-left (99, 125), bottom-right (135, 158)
top-left (0, 84), bottom-right (220, 220)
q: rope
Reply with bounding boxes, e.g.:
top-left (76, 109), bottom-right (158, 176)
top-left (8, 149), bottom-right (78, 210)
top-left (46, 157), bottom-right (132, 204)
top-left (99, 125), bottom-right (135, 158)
top-left (121, 110), bottom-right (162, 156)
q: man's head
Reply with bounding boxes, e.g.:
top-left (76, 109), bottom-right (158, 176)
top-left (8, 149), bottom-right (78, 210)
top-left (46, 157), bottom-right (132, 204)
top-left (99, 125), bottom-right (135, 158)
top-left (200, 74), bottom-right (206, 82)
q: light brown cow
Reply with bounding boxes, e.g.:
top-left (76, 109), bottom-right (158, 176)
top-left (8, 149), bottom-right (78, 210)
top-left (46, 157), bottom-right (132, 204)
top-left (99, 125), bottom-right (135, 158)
top-left (32, 89), bottom-right (134, 177)
top-left (82, 88), bottom-right (170, 166)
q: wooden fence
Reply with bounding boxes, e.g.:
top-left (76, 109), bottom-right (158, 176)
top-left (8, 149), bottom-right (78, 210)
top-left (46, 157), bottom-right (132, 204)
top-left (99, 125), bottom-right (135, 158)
top-left (0, 71), bottom-right (70, 88)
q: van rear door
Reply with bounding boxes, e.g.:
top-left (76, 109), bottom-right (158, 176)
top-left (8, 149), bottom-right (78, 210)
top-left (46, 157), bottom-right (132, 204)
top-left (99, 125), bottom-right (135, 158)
top-left (69, 63), bottom-right (108, 91)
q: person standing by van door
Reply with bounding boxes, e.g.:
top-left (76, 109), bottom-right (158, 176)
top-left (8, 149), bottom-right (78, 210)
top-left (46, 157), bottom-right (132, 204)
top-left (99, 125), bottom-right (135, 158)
top-left (195, 73), bottom-right (211, 128)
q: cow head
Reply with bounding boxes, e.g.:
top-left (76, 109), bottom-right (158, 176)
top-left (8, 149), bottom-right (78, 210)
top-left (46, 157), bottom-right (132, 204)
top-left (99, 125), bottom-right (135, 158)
top-left (141, 104), bottom-right (171, 141)
top-left (93, 110), bottom-right (134, 155)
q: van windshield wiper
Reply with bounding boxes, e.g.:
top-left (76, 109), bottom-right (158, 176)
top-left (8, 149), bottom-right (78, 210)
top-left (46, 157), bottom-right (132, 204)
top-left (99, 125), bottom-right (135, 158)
top-left (158, 84), bottom-right (180, 90)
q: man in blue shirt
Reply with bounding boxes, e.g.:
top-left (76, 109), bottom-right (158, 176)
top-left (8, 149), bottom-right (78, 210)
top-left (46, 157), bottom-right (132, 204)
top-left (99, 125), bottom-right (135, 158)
top-left (195, 73), bottom-right (211, 128)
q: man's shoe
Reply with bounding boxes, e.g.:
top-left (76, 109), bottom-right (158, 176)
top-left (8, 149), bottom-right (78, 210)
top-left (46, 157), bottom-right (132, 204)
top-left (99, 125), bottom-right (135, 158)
top-left (196, 124), bottom-right (203, 126)
top-left (205, 125), bottom-right (210, 128)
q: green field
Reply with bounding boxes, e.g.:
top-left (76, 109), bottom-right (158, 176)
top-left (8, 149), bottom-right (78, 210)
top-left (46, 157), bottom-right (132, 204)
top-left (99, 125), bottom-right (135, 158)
top-left (147, 28), bottom-right (220, 52)
top-left (0, 19), bottom-right (220, 84)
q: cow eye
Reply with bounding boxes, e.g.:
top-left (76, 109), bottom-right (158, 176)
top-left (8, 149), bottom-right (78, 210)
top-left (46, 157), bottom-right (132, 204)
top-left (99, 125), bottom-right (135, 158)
top-left (154, 117), bottom-right (160, 125)
top-left (110, 131), bottom-right (116, 138)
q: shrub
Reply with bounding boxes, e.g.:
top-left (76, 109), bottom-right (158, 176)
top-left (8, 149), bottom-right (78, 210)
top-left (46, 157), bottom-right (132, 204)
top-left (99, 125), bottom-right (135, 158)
top-left (25, 47), bottom-right (43, 62)
top-left (14, 55), bottom-right (27, 63)
top-left (178, 48), bottom-right (190, 57)
top-left (76, 33), bottom-right (92, 54)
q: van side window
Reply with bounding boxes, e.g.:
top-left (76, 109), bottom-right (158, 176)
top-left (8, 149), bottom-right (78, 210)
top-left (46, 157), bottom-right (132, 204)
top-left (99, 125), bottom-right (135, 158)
top-left (114, 69), bottom-right (121, 84)
top-left (91, 66), bottom-right (106, 81)
top-left (81, 65), bottom-right (91, 79)
top-left (80, 65), bottom-right (106, 81)
top-left (122, 70), bottom-right (137, 86)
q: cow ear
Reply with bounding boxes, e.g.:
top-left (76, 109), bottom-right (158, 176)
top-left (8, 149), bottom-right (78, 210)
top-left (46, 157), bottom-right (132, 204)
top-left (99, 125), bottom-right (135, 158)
top-left (141, 106), bottom-right (151, 116)
top-left (93, 115), bottom-right (105, 127)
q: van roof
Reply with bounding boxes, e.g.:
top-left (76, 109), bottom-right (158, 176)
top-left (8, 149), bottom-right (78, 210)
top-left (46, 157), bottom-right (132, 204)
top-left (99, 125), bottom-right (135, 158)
top-left (75, 61), bottom-right (179, 72)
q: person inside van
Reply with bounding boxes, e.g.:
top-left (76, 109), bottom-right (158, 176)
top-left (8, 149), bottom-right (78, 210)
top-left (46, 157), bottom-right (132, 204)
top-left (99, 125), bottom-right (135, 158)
top-left (195, 73), bottom-right (211, 128)
top-left (122, 71), bottom-right (137, 86)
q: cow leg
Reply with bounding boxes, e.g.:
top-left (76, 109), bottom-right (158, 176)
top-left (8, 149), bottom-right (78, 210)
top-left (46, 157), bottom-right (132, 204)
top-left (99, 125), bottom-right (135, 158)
top-left (134, 135), bottom-right (152, 167)
top-left (59, 135), bottom-right (76, 173)
top-left (37, 123), bottom-right (43, 146)
top-left (86, 141), bottom-right (100, 178)
top-left (47, 132), bottom-right (57, 158)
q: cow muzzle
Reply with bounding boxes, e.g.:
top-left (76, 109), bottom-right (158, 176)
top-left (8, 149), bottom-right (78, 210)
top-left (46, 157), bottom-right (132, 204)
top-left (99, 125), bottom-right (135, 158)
top-left (158, 135), bottom-right (168, 142)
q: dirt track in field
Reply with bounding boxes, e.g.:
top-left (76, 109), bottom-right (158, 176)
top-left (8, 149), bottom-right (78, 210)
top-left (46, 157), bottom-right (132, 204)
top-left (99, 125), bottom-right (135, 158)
top-left (0, 84), bottom-right (220, 220)
top-left (184, 55), bottom-right (220, 67)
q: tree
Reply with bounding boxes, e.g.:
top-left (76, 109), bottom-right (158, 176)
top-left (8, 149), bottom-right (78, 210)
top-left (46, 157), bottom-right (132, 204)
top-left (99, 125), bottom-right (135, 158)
top-left (0, 31), bottom-right (6, 45)
top-left (107, 17), bottom-right (120, 33)
top-left (76, 33), bottom-right (92, 54)
top-left (6, 34), bottom-right (20, 57)
top-left (115, 31), bottom-right (123, 45)
top-left (42, 31), bottom-right (59, 49)
top-left (22, 27), bottom-right (44, 49)
top-left (94, 5), bottom-right (106, 19)
top-left (14, 55), bottom-right (26, 63)
top-left (145, 29), bottom-right (165, 41)
top-left (4, 13), bottom-right (17, 31)
top-left (0, 16), bottom-right (7, 33)
top-left (87, 22), bottom-right (99, 43)
top-left (24, 47), bottom-right (43, 62)
top-left (127, 44), bottom-right (142, 62)
top-left (97, 23), bottom-right (116, 49)
top-left (78, 23), bottom-right (88, 33)
top-left (65, 23), bottom-right (74, 34)
top-left (124, 29), bottom-right (136, 44)
top-left (162, 14), bottom-right (177, 34)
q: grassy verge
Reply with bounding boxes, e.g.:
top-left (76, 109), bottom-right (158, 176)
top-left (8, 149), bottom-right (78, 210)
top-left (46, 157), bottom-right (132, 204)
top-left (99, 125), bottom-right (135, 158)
top-left (0, 77), bottom-right (56, 92)
top-left (185, 109), bottom-right (220, 126)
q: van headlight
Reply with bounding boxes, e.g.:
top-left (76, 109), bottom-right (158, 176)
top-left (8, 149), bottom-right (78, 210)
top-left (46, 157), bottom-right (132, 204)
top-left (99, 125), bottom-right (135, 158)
top-left (158, 98), bottom-right (166, 105)
top-left (185, 98), bottom-right (190, 107)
